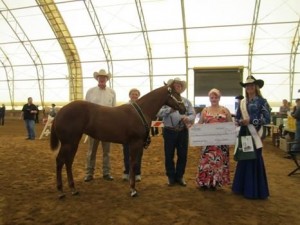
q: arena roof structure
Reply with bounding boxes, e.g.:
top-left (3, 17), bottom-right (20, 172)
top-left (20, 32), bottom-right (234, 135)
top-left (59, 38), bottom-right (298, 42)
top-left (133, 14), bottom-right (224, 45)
top-left (0, 0), bottom-right (299, 110)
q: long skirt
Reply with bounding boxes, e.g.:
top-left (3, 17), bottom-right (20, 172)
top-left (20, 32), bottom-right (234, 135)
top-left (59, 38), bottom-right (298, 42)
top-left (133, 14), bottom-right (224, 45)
top-left (196, 145), bottom-right (230, 188)
top-left (232, 148), bottom-right (269, 199)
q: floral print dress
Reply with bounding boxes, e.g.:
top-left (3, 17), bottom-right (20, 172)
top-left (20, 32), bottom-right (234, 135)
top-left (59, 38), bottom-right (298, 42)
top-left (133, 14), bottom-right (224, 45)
top-left (196, 106), bottom-right (230, 189)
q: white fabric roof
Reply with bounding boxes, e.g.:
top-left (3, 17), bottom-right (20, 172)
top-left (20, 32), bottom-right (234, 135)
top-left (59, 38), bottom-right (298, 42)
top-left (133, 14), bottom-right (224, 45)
top-left (0, 0), bottom-right (299, 109)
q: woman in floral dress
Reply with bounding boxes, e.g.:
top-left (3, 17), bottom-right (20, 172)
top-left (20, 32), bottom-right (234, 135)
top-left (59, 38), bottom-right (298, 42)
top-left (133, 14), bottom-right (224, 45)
top-left (196, 88), bottom-right (233, 190)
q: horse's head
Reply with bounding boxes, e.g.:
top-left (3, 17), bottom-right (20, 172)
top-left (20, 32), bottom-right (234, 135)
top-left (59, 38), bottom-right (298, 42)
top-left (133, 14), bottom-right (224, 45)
top-left (165, 82), bottom-right (186, 115)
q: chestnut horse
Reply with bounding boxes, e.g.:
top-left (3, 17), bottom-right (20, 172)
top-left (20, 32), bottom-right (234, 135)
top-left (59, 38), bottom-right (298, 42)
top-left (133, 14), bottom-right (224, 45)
top-left (50, 82), bottom-right (186, 198)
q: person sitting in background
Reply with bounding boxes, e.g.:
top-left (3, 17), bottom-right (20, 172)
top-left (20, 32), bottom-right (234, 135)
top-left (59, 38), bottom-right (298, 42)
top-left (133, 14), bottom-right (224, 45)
top-left (291, 98), bottom-right (300, 141)
top-left (278, 99), bottom-right (290, 137)
top-left (279, 99), bottom-right (290, 116)
top-left (122, 88), bottom-right (143, 182)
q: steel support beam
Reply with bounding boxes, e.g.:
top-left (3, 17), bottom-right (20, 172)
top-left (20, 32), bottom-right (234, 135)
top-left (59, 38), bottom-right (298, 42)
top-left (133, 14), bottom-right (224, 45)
top-left (248, 0), bottom-right (261, 76)
top-left (135, 0), bottom-right (153, 90)
top-left (181, 0), bottom-right (189, 97)
top-left (84, 0), bottom-right (114, 88)
top-left (0, 0), bottom-right (45, 107)
top-left (0, 48), bottom-right (14, 109)
top-left (37, 0), bottom-right (83, 101)
top-left (289, 19), bottom-right (300, 101)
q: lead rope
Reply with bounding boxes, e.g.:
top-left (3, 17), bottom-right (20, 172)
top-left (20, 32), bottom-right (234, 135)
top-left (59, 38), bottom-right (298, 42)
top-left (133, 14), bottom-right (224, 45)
top-left (131, 102), bottom-right (151, 149)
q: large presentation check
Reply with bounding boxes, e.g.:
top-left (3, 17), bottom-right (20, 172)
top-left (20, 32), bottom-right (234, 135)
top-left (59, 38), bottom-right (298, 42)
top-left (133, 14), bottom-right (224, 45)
top-left (189, 122), bottom-right (237, 146)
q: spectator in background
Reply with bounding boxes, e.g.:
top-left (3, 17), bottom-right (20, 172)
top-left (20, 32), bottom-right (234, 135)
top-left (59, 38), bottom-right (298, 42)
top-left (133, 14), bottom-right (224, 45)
top-left (235, 95), bottom-right (244, 112)
top-left (49, 103), bottom-right (57, 117)
top-left (0, 104), bottom-right (5, 126)
top-left (291, 98), bottom-right (300, 141)
top-left (232, 95), bottom-right (244, 118)
top-left (279, 99), bottom-right (290, 116)
top-left (21, 97), bottom-right (38, 140)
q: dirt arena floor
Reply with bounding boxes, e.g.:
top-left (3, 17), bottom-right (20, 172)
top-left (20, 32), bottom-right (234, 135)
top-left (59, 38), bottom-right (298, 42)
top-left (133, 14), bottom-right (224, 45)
top-left (0, 118), bottom-right (300, 225)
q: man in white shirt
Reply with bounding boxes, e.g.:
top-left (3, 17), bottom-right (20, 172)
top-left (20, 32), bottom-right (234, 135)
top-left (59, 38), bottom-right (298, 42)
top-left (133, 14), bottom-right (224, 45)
top-left (84, 69), bottom-right (116, 182)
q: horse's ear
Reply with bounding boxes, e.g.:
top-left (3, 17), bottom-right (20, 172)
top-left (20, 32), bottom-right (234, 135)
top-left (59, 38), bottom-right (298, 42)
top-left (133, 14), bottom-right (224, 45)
top-left (164, 81), bottom-right (167, 86)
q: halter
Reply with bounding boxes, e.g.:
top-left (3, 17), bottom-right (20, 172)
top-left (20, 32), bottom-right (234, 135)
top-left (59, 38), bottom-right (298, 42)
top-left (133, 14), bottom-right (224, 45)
top-left (167, 87), bottom-right (184, 105)
top-left (131, 102), bottom-right (151, 149)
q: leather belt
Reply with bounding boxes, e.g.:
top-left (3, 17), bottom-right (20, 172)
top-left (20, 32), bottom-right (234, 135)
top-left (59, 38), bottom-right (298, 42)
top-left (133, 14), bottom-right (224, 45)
top-left (164, 126), bottom-right (186, 132)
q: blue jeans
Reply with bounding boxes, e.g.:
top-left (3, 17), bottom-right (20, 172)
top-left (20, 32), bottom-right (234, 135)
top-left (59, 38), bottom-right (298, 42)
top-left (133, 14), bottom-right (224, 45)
top-left (123, 144), bottom-right (143, 175)
top-left (162, 128), bottom-right (188, 181)
top-left (25, 119), bottom-right (35, 139)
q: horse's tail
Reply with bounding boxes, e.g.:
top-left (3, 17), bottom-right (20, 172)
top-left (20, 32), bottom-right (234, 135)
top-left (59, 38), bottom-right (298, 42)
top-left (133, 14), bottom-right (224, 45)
top-left (50, 119), bottom-right (59, 151)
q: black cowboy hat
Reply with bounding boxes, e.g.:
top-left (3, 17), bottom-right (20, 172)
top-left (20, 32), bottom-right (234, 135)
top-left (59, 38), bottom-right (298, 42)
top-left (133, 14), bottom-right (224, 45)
top-left (235, 95), bottom-right (244, 100)
top-left (240, 75), bottom-right (264, 88)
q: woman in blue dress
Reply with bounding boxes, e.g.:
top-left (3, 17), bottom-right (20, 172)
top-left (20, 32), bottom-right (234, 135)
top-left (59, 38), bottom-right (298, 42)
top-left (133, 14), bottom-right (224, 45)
top-left (232, 75), bottom-right (271, 199)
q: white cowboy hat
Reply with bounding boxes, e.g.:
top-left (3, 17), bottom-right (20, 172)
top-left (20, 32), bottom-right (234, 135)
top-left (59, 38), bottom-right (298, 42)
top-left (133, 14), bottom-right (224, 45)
top-left (93, 69), bottom-right (111, 80)
top-left (167, 77), bottom-right (187, 93)
top-left (240, 75), bottom-right (264, 88)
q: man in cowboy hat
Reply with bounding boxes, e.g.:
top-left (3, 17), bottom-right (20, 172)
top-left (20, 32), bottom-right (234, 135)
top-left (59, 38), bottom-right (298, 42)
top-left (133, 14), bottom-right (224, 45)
top-left (84, 69), bottom-right (116, 182)
top-left (157, 77), bottom-right (195, 187)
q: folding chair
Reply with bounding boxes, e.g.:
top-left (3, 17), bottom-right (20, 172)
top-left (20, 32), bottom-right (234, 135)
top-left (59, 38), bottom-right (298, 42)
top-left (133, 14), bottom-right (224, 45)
top-left (287, 141), bottom-right (300, 176)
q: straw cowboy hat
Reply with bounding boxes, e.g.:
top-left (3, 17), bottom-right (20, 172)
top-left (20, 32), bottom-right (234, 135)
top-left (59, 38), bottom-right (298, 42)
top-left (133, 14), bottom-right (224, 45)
top-left (240, 75), bottom-right (264, 88)
top-left (167, 77), bottom-right (187, 93)
top-left (93, 69), bottom-right (111, 80)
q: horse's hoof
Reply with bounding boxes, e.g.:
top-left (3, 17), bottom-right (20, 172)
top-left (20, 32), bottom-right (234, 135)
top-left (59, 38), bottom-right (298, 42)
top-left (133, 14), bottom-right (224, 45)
top-left (130, 190), bottom-right (138, 197)
top-left (58, 193), bottom-right (66, 199)
top-left (71, 190), bottom-right (79, 196)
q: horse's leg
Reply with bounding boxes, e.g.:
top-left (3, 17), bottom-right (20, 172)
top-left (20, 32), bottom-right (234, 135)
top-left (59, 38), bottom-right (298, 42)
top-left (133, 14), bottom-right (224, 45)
top-left (129, 146), bottom-right (138, 197)
top-left (65, 142), bottom-right (79, 196)
top-left (56, 148), bottom-right (66, 199)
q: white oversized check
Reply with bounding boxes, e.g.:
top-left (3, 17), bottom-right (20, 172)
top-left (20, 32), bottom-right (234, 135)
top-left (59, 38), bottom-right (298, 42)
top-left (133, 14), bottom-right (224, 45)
top-left (189, 122), bottom-right (236, 146)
